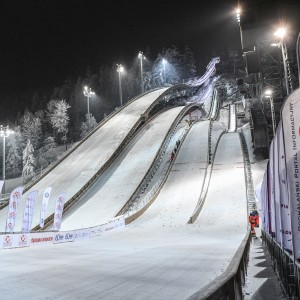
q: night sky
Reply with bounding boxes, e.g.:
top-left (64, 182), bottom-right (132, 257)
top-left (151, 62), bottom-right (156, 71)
top-left (0, 0), bottom-right (299, 93)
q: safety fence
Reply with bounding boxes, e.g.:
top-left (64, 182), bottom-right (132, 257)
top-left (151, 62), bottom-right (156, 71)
top-left (262, 230), bottom-right (300, 299)
top-left (0, 215), bottom-right (125, 250)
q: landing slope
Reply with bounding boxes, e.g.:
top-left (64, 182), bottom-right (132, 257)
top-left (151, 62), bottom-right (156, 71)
top-left (0, 131), bottom-right (249, 300)
top-left (61, 106), bottom-right (186, 230)
top-left (0, 88), bottom-right (168, 232)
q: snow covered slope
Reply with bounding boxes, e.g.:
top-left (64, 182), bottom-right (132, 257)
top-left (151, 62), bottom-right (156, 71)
top-left (61, 106), bottom-right (187, 230)
top-left (0, 88), bottom-right (168, 232)
top-left (0, 128), bottom-right (249, 300)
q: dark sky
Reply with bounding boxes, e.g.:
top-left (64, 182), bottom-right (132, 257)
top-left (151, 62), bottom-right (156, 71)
top-left (0, 0), bottom-right (299, 93)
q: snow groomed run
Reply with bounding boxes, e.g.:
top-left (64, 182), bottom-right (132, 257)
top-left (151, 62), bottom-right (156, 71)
top-left (0, 58), bottom-right (252, 299)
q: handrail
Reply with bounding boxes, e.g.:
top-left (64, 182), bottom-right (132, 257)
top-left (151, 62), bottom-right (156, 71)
top-left (187, 230), bottom-right (251, 300)
top-left (124, 119), bottom-right (194, 224)
top-left (238, 130), bottom-right (256, 212)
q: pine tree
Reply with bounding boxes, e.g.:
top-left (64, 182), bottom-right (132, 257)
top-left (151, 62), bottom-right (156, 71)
top-left (48, 99), bottom-right (71, 144)
top-left (22, 139), bottom-right (35, 184)
top-left (20, 110), bottom-right (42, 150)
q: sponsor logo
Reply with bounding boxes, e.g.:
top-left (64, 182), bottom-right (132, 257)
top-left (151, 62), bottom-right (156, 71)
top-left (55, 234), bottom-right (64, 241)
top-left (3, 235), bottom-right (12, 247)
top-left (65, 233), bottom-right (73, 240)
top-left (31, 237), bottom-right (53, 243)
top-left (45, 192), bottom-right (50, 198)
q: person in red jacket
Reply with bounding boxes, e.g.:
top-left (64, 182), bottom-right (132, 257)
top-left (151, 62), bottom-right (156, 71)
top-left (249, 212), bottom-right (257, 237)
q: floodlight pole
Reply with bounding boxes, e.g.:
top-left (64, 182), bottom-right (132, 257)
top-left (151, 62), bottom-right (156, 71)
top-left (83, 87), bottom-right (95, 132)
top-left (138, 51), bottom-right (145, 93)
top-left (0, 126), bottom-right (14, 194)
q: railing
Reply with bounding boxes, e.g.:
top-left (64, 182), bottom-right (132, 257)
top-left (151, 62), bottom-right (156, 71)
top-left (189, 121), bottom-right (225, 223)
top-left (238, 130), bottom-right (256, 212)
top-left (188, 230), bottom-right (251, 300)
top-left (124, 122), bottom-right (191, 222)
top-left (262, 230), bottom-right (300, 299)
top-left (228, 103), bottom-right (237, 132)
top-left (117, 103), bottom-right (200, 216)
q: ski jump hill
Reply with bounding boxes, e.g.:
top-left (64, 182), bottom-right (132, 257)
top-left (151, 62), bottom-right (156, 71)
top-left (0, 57), bottom-right (253, 299)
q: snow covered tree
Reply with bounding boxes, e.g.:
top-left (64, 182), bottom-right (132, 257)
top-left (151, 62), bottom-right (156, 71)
top-left (80, 113), bottom-right (97, 138)
top-left (22, 139), bottom-right (35, 184)
top-left (48, 99), bottom-right (70, 144)
top-left (6, 127), bottom-right (22, 178)
top-left (20, 110), bottom-right (42, 150)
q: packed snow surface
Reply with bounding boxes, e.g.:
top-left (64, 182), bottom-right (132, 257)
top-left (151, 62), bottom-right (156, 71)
top-left (0, 127), bottom-right (248, 299)
top-left (0, 88), bottom-right (168, 232)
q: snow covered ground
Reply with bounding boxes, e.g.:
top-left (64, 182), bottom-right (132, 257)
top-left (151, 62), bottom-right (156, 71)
top-left (0, 124), bottom-right (249, 299)
top-left (0, 88), bottom-right (168, 232)
top-left (61, 106), bottom-right (186, 230)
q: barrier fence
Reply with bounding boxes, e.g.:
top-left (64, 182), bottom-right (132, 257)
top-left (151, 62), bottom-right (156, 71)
top-left (0, 215), bottom-right (125, 250)
top-left (262, 229), bottom-right (300, 299)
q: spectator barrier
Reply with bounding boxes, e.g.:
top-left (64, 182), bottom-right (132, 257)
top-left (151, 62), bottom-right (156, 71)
top-left (0, 215), bottom-right (125, 250)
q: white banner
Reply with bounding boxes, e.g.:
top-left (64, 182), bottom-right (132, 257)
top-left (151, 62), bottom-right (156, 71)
top-left (5, 186), bottom-right (24, 233)
top-left (21, 190), bottom-right (38, 233)
top-left (53, 231), bottom-right (74, 244)
top-left (260, 170), bottom-right (269, 232)
top-left (272, 132), bottom-right (283, 244)
top-left (30, 232), bottom-right (54, 247)
top-left (53, 192), bottom-right (66, 231)
top-left (90, 223), bottom-right (108, 237)
top-left (0, 233), bottom-right (30, 249)
top-left (282, 88), bottom-right (300, 258)
top-left (74, 228), bottom-right (90, 242)
top-left (268, 142), bottom-right (277, 236)
top-left (277, 121), bottom-right (293, 251)
top-left (40, 187), bottom-right (52, 228)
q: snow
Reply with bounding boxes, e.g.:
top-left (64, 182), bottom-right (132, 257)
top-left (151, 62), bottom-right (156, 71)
top-left (0, 121), bottom-right (250, 299)
top-left (0, 88), bottom-right (168, 232)
top-left (0, 79), bottom-right (262, 299)
top-left (61, 106), bottom-right (187, 230)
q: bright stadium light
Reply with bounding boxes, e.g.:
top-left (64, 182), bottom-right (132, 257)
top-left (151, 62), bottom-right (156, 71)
top-left (117, 64), bottom-right (124, 106)
top-left (83, 86), bottom-right (95, 132)
top-left (0, 125), bottom-right (14, 194)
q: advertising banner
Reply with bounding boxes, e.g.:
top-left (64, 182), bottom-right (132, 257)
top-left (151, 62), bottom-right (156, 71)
top-left (281, 88), bottom-right (300, 258)
top-left (268, 141), bottom-right (277, 236)
top-left (53, 192), bottom-right (66, 231)
top-left (40, 187), bottom-right (52, 228)
top-left (74, 228), bottom-right (90, 242)
top-left (21, 190), bottom-right (38, 233)
top-left (105, 216), bottom-right (125, 232)
top-left (30, 232), bottom-right (54, 247)
top-left (53, 231), bottom-right (74, 244)
top-left (277, 122), bottom-right (293, 251)
top-left (260, 171), bottom-right (269, 232)
top-left (90, 223), bottom-right (107, 238)
top-left (5, 186), bottom-right (24, 233)
top-left (1, 233), bottom-right (30, 249)
top-left (272, 132), bottom-right (283, 244)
